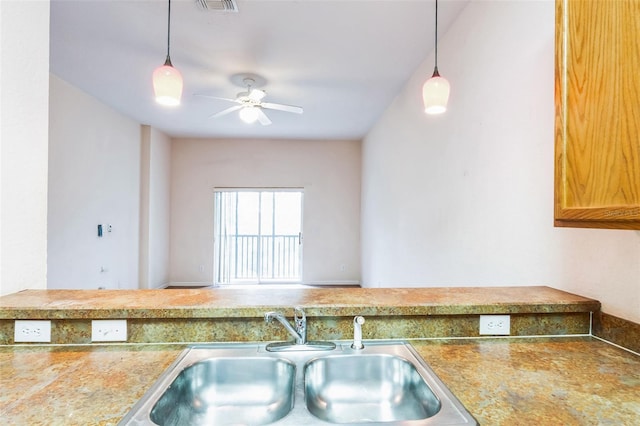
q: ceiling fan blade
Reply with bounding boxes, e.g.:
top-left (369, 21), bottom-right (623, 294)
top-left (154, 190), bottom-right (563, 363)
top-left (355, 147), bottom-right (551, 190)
top-left (261, 102), bottom-right (304, 114)
top-left (256, 108), bottom-right (272, 126)
top-left (195, 94), bottom-right (239, 103)
top-left (209, 105), bottom-right (243, 119)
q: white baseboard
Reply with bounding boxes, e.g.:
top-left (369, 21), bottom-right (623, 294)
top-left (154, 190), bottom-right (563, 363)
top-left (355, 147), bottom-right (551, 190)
top-left (165, 280), bottom-right (360, 289)
top-left (165, 281), bottom-right (215, 288)
top-left (303, 280), bottom-right (360, 286)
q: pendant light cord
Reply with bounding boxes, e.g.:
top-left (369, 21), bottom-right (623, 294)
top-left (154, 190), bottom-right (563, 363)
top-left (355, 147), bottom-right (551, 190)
top-left (433, 0), bottom-right (440, 76)
top-left (164, 0), bottom-right (173, 66)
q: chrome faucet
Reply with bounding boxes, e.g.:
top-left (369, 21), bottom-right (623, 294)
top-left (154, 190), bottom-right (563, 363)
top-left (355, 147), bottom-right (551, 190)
top-left (264, 307), bottom-right (307, 345)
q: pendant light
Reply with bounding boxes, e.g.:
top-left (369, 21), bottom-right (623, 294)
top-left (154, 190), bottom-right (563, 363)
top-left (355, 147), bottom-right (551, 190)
top-left (153, 0), bottom-right (183, 106)
top-left (422, 0), bottom-right (450, 115)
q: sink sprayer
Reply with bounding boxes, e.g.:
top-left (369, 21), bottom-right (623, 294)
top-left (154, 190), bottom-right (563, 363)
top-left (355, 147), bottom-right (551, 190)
top-left (351, 315), bottom-right (365, 349)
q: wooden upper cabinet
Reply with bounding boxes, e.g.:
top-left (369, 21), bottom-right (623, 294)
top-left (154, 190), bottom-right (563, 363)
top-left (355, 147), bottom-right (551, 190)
top-left (554, 0), bottom-right (640, 229)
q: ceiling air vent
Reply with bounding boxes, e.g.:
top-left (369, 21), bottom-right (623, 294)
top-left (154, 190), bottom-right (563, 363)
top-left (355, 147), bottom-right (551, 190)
top-left (195, 0), bottom-right (238, 12)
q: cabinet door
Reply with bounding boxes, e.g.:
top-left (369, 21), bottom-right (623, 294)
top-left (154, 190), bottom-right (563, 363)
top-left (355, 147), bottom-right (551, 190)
top-left (555, 0), bottom-right (640, 229)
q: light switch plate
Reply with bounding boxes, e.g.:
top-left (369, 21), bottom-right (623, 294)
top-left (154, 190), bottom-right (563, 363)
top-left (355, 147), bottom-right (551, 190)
top-left (14, 320), bottom-right (52, 343)
top-left (479, 315), bottom-right (511, 335)
top-left (91, 319), bottom-right (127, 342)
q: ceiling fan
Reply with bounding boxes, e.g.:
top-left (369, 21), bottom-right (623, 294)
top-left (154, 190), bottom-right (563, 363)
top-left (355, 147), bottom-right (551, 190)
top-left (196, 76), bottom-right (303, 126)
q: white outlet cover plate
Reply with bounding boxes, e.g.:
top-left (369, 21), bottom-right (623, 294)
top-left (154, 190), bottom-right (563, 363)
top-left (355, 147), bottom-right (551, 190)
top-left (479, 315), bottom-right (511, 335)
top-left (91, 319), bottom-right (127, 342)
top-left (14, 320), bottom-right (52, 343)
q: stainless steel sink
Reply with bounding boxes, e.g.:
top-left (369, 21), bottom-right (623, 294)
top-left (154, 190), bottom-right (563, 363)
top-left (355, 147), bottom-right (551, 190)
top-left (149, 357), bottom-right (295, 425)
top-left (305, 354), bottom-right (441, 423)
top-left (119, 341), bottom-right (478, 425)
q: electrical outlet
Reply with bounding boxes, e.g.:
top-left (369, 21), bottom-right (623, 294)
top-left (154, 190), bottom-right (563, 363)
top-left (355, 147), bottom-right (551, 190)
top-left (91, 319), bottom-right (127, 342)
top-left (479, 315), bottom-right (511, 335)
top-left (14, 320), bottom-right (52, 343)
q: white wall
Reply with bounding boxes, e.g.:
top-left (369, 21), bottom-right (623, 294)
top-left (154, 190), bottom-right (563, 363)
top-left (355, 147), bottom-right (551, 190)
top-left (48, 75), bottom-right (141, 289)
top-left (170, 138), bottom-right (361, 285)
top-left (139, 126), bottom-right (171, 289)
top-left (0, 0), bottom-right (49, 296)
top-left (361, 0), bottom-right (640, 322)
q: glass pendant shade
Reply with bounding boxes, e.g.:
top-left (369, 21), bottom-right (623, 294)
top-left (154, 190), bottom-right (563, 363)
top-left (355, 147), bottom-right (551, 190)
top-left (239, 106), bottom-right (259, 123)
top-left (153, 59), bottom-right (183, 106)
top-left (422, 69), bottom-right (450, 115)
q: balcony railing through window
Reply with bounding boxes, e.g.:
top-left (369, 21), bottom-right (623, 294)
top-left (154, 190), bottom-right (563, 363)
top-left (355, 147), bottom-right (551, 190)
top-left (217, 234), bottom-right (301, 282)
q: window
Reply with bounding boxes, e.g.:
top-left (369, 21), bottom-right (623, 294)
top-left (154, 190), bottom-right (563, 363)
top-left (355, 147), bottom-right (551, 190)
top-left (214, 189), bottom-right (303, 285)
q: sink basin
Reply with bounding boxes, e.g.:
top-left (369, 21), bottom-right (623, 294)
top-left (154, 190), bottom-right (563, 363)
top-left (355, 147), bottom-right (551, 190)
top-left (119, 342), bottom-right (477, 425)
top-left (305, 354), bottom-right (441, 423)
top-left (150, 357), bottom-right (295, 426)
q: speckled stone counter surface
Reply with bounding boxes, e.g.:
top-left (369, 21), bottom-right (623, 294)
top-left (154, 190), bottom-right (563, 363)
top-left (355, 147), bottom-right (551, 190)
top-left (1, 337), bottom-right (638, 425)
top-left (417, 338), bottom-right (640, 425)
top-left (0, 287), bottom-right (600, 345)
top-left (0, 286), bottom-right (599, 318)
top-left (0, 286), bottom-right (600, 345)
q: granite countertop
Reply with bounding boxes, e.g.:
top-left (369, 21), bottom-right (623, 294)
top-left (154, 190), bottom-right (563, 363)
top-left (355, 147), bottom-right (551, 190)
top-left (0, 286), bottom-right (599, 318)
top-left (1, 337), bottom-right (638, 425)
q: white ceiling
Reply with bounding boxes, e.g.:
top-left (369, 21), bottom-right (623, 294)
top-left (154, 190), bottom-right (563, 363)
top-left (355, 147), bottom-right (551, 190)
top-left (50, 0), bottom-right (468, 140)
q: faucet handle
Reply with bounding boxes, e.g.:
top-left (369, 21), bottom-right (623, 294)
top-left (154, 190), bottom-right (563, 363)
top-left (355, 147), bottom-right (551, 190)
top-left (294, 307), bottom-right (306, 331)
top-left (294, 307), bottom-right (307, 343)
top-left (294, 307), bottom-right (306, 323)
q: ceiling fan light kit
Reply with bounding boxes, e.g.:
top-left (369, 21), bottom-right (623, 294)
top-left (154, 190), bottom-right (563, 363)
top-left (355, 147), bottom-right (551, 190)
top-left (153, 0), bottom-right (183, 107)
top-left (239, 106), bottom-right (260, 124)
top-left (423, 0), bottom-right (450, 115)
